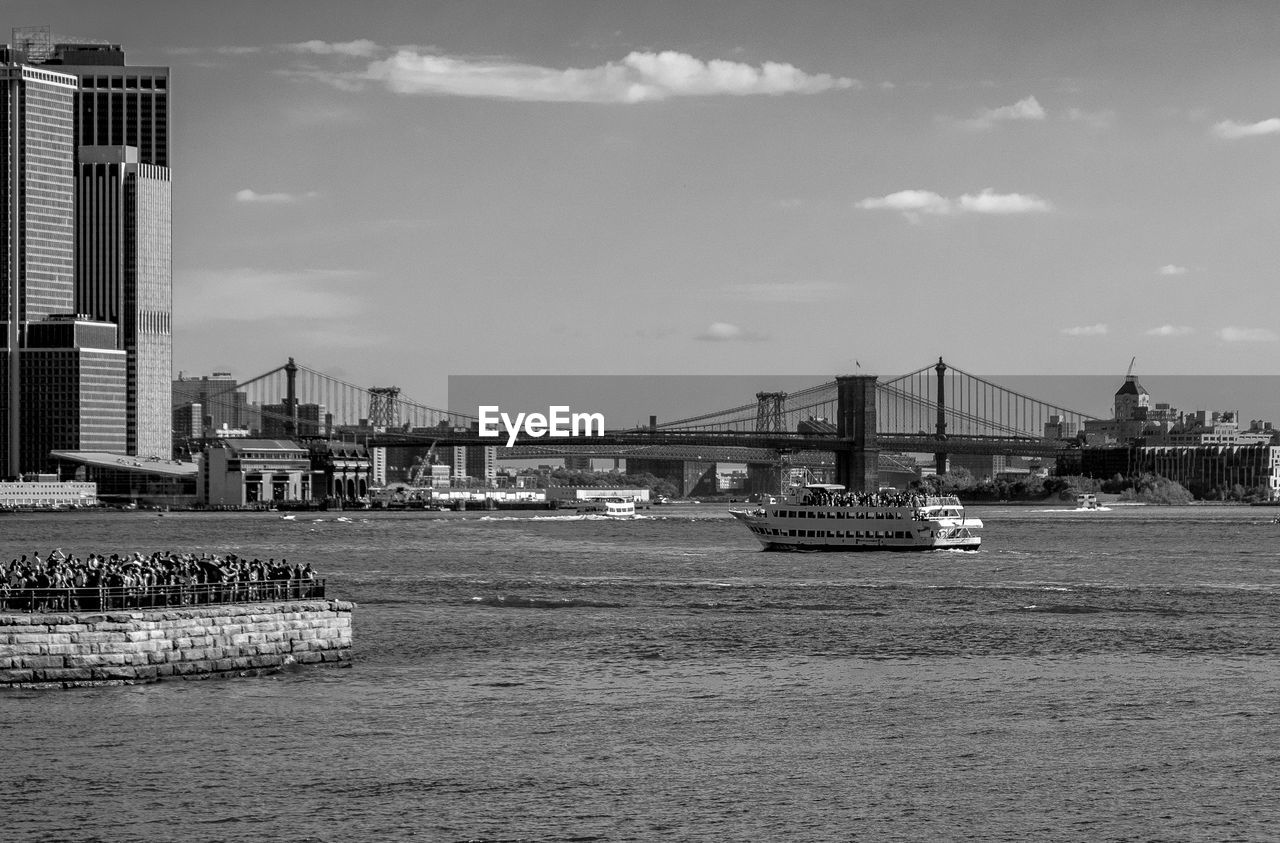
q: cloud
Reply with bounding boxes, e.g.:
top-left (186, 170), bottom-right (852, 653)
top-left (1061, 324), bottom-right (1108, 336)
top-left (721, 281), bottom-right (844, 303)
top-left (957, 189), bottom-right (1052, 214)
top-left (285, 39), bottom-right (380, 58)
top-left (175, 268), bottom-right (366, 324)
top-left (235, 188), bottom-right (320, 204)
top-left (1145, 325), bottom-right (1194, 337)
top-left (353, 49), bottom-right (857, 102)
top-left (1211, 118), bottom-right (1280, 139)
top-left (1158, 264), bottom-right (1188, 276)
top-left (696, 322), bottom-right (768, 342)
top-left (855, 189), bottom-right (952, 217)
top-left (856, 188), bottom-right (1051, 221)
top-left (960, 95), bottom-right (1045, 130)
top-left (1219, 326), bottom-right (1278, 343)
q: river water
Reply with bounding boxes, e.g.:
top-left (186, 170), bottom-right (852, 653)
top-left (4, 503), bottom-right (1280, 842)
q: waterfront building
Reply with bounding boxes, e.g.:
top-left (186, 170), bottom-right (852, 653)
top-left (1133, 444), bottom-right (1280, 499)
top-left (308, 441), bottom-right (372, 502)
top-left (199, 438), bottom-right (313, 506)
top-left (49, 449), bottom-right (196, 508)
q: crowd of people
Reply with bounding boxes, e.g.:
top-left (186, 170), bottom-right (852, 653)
top-left (0, 549), bottom-right (321, 613)
top-left (799, 489), bottom-right (941, 508)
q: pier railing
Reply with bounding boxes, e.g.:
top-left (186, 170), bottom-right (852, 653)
top-left (0, 580), bottom-right (326, 614)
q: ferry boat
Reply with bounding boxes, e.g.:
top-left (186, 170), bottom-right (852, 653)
top-left (729, 483), bottom-right (981, 551)
top-left (580, 497), bottom-right (637, 518)
top-left (1075, 494), bottom-right (1100, 510)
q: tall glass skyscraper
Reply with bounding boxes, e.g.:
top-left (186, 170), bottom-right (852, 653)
top-left (0, 29), bottom-right (171, 477)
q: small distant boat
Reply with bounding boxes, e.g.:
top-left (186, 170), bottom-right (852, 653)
top-left (281, 514), bottom-right (296, 521)
top-left (1075, 494), bottom-right (1101, 510)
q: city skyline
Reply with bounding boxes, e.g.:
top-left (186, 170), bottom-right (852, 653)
top-left (11, 1), bottom-right (1280, 408)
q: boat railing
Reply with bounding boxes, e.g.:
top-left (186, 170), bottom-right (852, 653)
top-left (924, 496), bottom-right (963, 507)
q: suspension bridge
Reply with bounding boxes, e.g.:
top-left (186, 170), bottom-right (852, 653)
top-left (174, 358), bottom-right (1097, 492)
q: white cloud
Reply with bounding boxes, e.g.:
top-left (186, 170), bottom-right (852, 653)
top-left (957, 189), bottom-right (1052, 214)
top-left (856, 189), bottom-right (951, 217)
top-left (235, 188), bottom-right (320, 204)
top-left (1211, 118), bottom-right (1280, 139)
top-left (1061, 324), bottom-right (1108, 336)
top-left (1158, 264), bottom-right (1188, 276)
top-left (1219, 326), bottom-right (1278, 342)
top-left (696, 322), bottom-right (767, 342)
top-left (960, 95), bottom-right (1046, 130)
top-left (285, 39), bottom-right (380, 58)
top-left (1145, 325), bottom-right (1194, 337)
top-left (722, 281), bottom-right (844, 303)
top-left (358, 49), bottom-right (857, 102)
top-left (175, 268), bottom-right (366, 324)
top-left (857, 188), bottom-right (1051, 221)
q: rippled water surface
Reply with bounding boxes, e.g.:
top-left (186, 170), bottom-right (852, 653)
top-left (5, 503), bottom-right (1280, 841)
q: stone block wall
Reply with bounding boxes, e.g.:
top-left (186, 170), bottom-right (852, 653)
top-left (0, 600), bottom-right (354, 688)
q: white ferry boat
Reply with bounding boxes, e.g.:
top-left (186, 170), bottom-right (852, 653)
top-left (730, 483), bottom-right (981, 551)
top-left (1075, 494), bottom-right (1100, 510)
top-left (580, 497), bottom-right (637, 518)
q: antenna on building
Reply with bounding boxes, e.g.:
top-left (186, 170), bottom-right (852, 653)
top-left (11, 26), bottom-right (53, 63)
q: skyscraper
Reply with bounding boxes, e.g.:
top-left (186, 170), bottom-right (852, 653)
top-left (51, 39), bottom-right (172, 460)
top-left (0, 28), bottom-right (171, 476)
top-left (78, 146), bottom-right (172, 458)
top-left (1, 48), bottom-right (82, 476)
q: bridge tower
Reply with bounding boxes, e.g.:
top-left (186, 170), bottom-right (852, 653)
top-left (835, 374), bottom-right (878, 493)
top-left (284, 357), bottom-right (299, 437)
top-left (368, 387), bottom-right (401, 430)
top-left (755, 392), bottom-right (786, 432)
top-left (934, 357), bottom-right (947, 476)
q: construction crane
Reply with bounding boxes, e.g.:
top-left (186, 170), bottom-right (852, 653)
top-left (408, 441), bottom-right (439, 486)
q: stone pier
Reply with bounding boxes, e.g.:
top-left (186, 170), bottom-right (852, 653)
top-left (0, 599), bottom-right (354, 688)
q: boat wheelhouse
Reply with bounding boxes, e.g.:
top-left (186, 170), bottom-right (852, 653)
top-left (729, 483), bottom-right (981, 551)
top-left (579, 497), bottom-right (637, 518)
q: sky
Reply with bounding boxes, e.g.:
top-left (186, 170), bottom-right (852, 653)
top-left (14, 1), bottom-right (1280, 411)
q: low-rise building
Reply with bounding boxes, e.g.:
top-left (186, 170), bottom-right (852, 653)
top-left (199, 439), bottom-right (312, 507)
top-left (49, 450), bottom-right (196, 507)
top-left (309, 441), bottom-right (372, 502)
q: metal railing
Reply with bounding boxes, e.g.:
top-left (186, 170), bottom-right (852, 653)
top-left (0, 579), bottom-right (326, 614)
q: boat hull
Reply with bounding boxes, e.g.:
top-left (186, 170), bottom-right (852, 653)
top-left (730, 507), bottom-right (981, 552)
